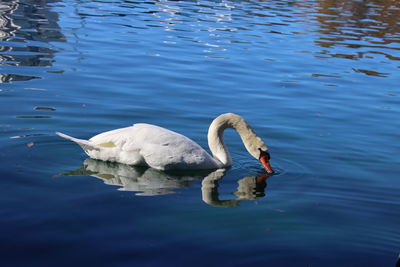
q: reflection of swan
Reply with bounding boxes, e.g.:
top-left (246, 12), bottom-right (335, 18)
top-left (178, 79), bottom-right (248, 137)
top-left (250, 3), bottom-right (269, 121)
top-left (202, 170), bottom-right (269, 207)
top-left (60, 159), bottom-right (270, 206)
top-left (56, 113), bottom-right (273, 173)
top-left (60, 158), bottom-right (211, 196)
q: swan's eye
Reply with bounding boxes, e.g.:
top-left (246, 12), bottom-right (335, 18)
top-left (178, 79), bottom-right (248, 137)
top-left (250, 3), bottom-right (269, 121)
top-left (258, 148), bottom-right (270, 160)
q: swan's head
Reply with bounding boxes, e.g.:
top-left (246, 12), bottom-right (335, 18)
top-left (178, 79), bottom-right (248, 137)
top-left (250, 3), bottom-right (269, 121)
top-left (258, 148), bottom-right (274, 174)
top-left (244, 135), bottom-right (273, 174)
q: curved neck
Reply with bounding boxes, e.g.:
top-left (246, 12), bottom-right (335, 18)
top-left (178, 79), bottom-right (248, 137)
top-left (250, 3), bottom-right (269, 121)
top-left (207, 113), bottom-right (264, 167)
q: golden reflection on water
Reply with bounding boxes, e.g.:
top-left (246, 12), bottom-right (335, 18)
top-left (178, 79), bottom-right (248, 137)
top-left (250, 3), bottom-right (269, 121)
top-left (155, 0), bottom-right (399, 77)
top-left (1, 0), bottom-right (398, 81)
top-left (60, 159), bottom-right (270, 207)
top-left (306, 0), bottom-right (400, 62)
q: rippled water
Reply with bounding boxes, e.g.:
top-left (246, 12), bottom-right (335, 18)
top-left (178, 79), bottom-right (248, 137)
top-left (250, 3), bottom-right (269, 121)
top-left (1, 0), bottom-right (399, 266)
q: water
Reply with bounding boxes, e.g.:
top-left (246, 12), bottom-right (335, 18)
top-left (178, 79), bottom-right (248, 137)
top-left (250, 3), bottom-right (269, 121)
top-left (1, 0), bottom-right (399, 266)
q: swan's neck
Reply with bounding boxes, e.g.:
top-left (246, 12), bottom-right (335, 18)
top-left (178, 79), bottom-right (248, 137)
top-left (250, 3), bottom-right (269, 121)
top-left (207, 113), bottom-right (266, 167)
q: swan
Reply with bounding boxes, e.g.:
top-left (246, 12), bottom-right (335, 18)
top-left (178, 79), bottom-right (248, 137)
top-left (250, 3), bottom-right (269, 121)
top-left (56, 113), bottom-right (273, 173)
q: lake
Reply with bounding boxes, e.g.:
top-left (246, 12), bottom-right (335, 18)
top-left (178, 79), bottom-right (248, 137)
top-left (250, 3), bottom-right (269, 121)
top-left (0, 0), bottom-right (399, 266)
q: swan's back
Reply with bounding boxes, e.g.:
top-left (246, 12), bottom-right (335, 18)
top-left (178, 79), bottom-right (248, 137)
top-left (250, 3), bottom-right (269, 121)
top-left (88, 123), bottom-right (219, 170)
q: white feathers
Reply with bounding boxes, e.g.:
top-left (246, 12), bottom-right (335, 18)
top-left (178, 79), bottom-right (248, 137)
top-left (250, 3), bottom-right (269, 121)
top-left (56, 132), bottom-right (99, 152)
top-left (57, 113), bottom-right (268, 170)
top-left (207, 113), bottom-right (267, 161)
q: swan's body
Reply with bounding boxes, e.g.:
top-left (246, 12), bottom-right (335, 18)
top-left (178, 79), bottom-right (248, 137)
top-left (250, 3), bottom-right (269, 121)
top-left (57, 113), bottom-right (273, 172)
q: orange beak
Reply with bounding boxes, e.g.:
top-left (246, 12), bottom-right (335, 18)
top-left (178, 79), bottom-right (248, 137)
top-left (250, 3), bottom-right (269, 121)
top-left (260, 155), bottom-right (274, 174)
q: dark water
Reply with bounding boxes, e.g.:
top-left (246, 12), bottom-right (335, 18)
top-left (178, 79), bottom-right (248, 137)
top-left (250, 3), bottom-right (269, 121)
top-left (1, 0), bottom-right (399, 266)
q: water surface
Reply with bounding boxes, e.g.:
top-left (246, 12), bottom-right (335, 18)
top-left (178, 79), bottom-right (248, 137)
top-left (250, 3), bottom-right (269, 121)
top-left (0, 0), bottom-right (399, 266)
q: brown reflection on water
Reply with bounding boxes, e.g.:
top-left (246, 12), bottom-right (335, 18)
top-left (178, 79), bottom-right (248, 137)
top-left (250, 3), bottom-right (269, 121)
top-left (0, 0), bottom-right (65, 82)
top-left (305, 0), bottom-right (400, 62)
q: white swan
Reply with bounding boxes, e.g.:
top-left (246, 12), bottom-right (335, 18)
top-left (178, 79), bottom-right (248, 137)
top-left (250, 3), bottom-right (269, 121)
top-left (56, 113), bottom-right (273, 173)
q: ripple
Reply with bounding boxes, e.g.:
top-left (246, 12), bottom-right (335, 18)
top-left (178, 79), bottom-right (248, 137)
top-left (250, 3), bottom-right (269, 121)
top-left (308, 0), bottom-right (400, 68)
top-left (16, 115), bottom-right (52, 119)
top-left (34, 106), bottom-right (56, 111)
top-left (352, 68), bottom-right (389, 77)
top-left (10, 134), bottom-right (47, 139)
top-left (0, 0), bottom-right (65, 83)
top-left (230, 151), bottom-right (309, 180)
top-left (0, 74), bottom-right (40, 82)
top-left (271, 157), bottom-right (310, 179)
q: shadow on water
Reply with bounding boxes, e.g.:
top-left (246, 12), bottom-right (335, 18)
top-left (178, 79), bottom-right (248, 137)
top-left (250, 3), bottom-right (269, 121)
top-left (58, 158), bottom-right (272, 207)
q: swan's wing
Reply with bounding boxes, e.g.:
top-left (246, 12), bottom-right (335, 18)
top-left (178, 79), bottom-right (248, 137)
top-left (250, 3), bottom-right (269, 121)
top-left (87, 126), bottom-right (143, 165)
top-left (89, 124), bottom-right (190, 150)
top-left (89, 126), bottom-right (135, 147)
top-left (89, 124), bottom-right (217, 170)
top-left (129, 124), bottom-right (216, 170)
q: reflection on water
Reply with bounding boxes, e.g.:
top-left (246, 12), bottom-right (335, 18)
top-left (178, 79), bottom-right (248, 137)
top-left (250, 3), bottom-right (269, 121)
top-left (307, 0), bottom-right (400, 66)
top-left (60, 158), bottom-right (202, 196)
top-left (60, 159), bottom-right (270, 206)
top-left (1, 0), bottom-right (399, 265)
top-left (0, 0), bottom-right (64, 82)
top-left (1, 0), bottom-right (397, 81)
top-left (202, 170), bottom-right (270, 208)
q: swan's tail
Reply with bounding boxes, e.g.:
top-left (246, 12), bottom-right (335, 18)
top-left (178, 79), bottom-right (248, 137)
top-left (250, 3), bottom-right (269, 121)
top-left (56, 132), bottom-right (99, 153)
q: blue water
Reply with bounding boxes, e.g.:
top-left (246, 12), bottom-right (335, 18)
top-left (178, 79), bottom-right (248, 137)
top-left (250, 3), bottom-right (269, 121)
top-left (1, 0), bottom-right (399, 266)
